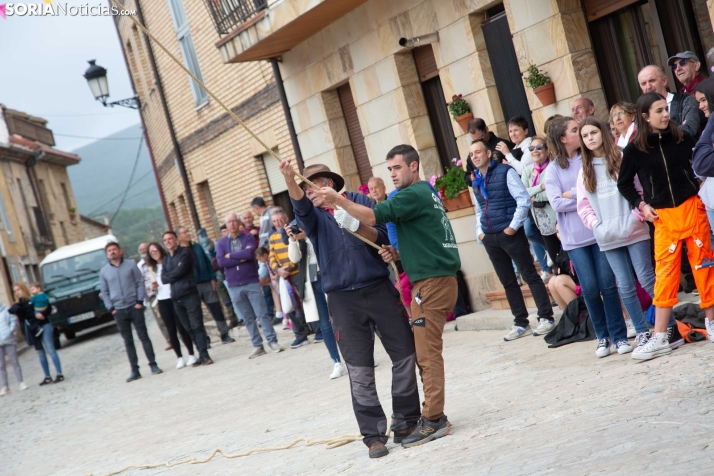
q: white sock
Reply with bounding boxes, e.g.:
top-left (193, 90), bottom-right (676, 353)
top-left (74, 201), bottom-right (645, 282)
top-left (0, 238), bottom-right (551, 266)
top-left (275, 312), bottom-right (283, 318)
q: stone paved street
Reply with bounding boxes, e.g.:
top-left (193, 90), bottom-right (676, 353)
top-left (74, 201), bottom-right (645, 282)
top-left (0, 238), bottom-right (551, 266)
top-left (2, 313), bottom-right (714, 476)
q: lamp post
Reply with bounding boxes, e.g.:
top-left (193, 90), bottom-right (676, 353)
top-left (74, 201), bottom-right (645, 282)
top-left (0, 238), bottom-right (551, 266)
top-left (83, 60), bottom-right (140, 109)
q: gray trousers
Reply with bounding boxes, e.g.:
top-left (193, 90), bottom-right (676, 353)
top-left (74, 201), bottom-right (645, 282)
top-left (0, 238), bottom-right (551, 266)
top-left (227, 281), bottom-right (277, 348)
top-left (0, 342), bottom-right (22, 387)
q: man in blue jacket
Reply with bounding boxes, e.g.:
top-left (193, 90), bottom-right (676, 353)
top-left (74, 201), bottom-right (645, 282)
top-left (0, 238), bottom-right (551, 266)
top-left (177, 226), bottom-right (235, 345)
top-left (279, 161), bottom-right (420, 460)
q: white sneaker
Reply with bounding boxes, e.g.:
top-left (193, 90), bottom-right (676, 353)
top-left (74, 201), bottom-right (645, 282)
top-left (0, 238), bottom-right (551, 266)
top-left (330, 362), bottom-right (347, 379)
top-left (532, 319), bottom-right (554, 336)
top-left (632, 332), bottom-right (671, 360)
top-left (18, 382), bottom-right (28, 391)
top-left (595, 338), bottom-right (611, 358)
top-left (540, 271), bottom-right (554, 284)
top-left (615, 340), bottom-right (633, 354)
top-left (625, 319), bottom-right (636, 338)
top-left (186, 355), bottom-right (197, 366)
top-left (176, 357), bottom-right (186, 369)
top-left (547, 255), bottom-right (553, 268)
top-left (282, 319), bottom-right (290, 330)
top-left (705, 317), bottom-right (714, 343)
top-left (0, 386), bottom-right (8, 396)
top-left (269, 342), bottom-right (283, 353)
top-left (633, 331), bottom-right (650, 349)
top-left (503, 325), bottom-right (532, 341)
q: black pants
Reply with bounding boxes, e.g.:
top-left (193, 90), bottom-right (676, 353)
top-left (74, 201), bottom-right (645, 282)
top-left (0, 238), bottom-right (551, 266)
top-left (172, 292), bottom-right (210, 359)
top-left (287, 275), bottom-right (309, 341)
top-left (157, 299), bottom-right (194, 358)
top-left (482, 228), bottom-right (554, 327)
top-left (328, 279), bottom-right (421, 447)
top-left (541, 233), bottom-right (562, 268)
top-left (114, 307), bottom-right (156, 372)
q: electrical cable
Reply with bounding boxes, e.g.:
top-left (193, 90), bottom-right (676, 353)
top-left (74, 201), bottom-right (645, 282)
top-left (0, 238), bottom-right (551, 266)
top-left (85, 169), bottom-right (153, 216)
top-left (54, 133), bottom-right (142, 140)
top-left (109, 133), bottom-right (144, 223)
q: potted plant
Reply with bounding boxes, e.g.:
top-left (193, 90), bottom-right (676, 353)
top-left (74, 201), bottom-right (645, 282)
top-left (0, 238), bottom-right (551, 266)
top-left (448, 94), bottom-right (473, 134)
top-left (430, 159), bottom-right (473, 212)
top-left (68, 207), bottom-right (76, 219)
top-left (524, 64), bottom-right (555, 107)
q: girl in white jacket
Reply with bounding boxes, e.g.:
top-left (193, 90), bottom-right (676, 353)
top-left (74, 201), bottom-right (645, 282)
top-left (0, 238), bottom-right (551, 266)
top-left (0, 302), bottom-right (28, 395)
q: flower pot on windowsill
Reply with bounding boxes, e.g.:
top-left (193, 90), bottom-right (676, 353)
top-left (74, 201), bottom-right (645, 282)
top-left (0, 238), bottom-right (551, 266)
top-left (455, 112), bottom-right (474, 134)
top-left (533, 82), bottom-right (556, 107)
top-left (442, 189), bottom-right (473, 212)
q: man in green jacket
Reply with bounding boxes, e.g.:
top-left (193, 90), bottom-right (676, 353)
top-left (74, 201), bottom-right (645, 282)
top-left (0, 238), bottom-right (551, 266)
top-left (318, 144), bottom-right (461, 448)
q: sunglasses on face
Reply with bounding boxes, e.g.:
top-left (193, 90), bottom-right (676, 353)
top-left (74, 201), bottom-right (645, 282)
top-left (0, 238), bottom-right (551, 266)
top-left (528, 144), bottom-right (545, 152)
top-left (671, 59), bottom-right (689, 70)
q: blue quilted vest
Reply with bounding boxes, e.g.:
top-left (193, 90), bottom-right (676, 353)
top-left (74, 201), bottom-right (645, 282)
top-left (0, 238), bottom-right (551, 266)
top-left (473, 161), bottom-right (517, 233)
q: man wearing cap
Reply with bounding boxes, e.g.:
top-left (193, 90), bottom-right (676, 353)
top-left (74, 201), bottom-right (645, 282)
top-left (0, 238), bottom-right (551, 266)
top-left (669, 51), bottom-right (707, 96)
top-left (279, 161), bottom-right (421, 460)
top-left (316, 144), bottom-right (461, 450)
top-left (637, 64), bottom-right (700, 137)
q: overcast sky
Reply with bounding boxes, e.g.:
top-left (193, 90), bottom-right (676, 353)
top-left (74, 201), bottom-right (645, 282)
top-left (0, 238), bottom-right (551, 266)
top-left (0, 2), bottom-right (142, 152)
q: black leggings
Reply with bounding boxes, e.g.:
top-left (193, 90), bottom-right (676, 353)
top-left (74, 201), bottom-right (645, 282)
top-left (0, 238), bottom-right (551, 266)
top-left (157, 299), bottom-right (194, 358)
top-left (542, 233), bottom-right (562, 268)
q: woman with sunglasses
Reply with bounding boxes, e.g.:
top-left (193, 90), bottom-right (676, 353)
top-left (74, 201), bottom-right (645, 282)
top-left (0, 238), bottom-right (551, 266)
top-left (620, 92), bottom-right (714, 360)
top-left (545, 117), bottom-right (630, 358)
top-left (521, 137), bottom-right (561, 270)
top-left (609, 102), bottom-right (637, 149)
top-left (145, 242), bottom-right (196, 368)
top-left (576, 117), bottom-right (655, 352)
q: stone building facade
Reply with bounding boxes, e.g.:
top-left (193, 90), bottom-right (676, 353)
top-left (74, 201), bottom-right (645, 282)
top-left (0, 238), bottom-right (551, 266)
top-left (0, 106), bottom-right (85, 303)
top-left (118, 0), bottom-right (714, 310)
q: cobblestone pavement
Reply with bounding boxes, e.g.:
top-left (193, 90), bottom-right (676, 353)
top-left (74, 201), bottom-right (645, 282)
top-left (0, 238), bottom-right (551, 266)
top-left (2, 312), bottom-right (714, 476)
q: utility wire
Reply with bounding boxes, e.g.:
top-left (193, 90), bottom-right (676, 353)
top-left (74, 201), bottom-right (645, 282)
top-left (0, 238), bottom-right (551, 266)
top-left (85, 169), bottom-right (154, 216)
top-left (54, 133), bottom-right (142, 140)
top-left (109, 133), bottom-right (145, 224)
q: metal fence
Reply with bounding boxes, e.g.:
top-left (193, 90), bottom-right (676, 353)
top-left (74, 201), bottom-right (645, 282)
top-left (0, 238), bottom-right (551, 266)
top-left (204, 0), bottom-right (268, 35)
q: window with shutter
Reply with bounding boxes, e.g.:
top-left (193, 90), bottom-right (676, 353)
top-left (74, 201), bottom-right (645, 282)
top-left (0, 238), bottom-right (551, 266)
top-left (337, 84), bottom-right (371, 184)
top-left (262, 150), bottom-right (288, 194)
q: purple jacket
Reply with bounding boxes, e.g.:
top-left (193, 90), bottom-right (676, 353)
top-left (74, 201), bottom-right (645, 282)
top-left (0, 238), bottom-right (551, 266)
top-left (216, 233), bottom-right (258, 287)
top-left (543, 153), bottom-right (596, 251)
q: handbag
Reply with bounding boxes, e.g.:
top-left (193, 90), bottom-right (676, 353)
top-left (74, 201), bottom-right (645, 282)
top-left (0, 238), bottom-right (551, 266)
top-left (533, 206), bottom-right (556, 236)
top-left (278, 277), bottom-right (295, 314)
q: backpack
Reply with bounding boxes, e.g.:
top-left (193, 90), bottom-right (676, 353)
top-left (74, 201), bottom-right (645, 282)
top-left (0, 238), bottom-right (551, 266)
top-left (544, 296), bottom-right (596, 348)
top-left (674, 303), bottom-right (708, 343)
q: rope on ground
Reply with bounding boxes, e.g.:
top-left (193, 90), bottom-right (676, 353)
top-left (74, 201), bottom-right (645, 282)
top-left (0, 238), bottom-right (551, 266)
top-left (91, 433), bottom-right (365, 476)
top-left (110, 0), bottom-right (403, 296)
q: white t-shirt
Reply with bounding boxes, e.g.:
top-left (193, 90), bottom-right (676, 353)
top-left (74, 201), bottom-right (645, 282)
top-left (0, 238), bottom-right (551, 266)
top-left (154, 263), bottom-right (172, 301)
top-left (616, 122), bottom-right (636, 149)
top-left (505, 137), bottom-right (533, 175)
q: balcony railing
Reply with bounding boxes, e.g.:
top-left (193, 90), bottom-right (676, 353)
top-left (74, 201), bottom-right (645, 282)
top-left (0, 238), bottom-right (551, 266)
top-left (204, 0), bottom-right (268, 35)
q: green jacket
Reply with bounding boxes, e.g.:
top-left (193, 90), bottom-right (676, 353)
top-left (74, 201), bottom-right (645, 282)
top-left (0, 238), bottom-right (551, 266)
top-left (374, 181), bottom-right (461, 282)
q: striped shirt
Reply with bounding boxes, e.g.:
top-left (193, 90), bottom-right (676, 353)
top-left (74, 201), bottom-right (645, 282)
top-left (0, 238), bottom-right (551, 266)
top-left (268, 230), bottom-right (298, 276)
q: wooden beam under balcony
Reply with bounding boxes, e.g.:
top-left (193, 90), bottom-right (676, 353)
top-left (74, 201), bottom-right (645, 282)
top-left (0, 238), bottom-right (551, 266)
top-left (216, 0), bottom-right (369, 63)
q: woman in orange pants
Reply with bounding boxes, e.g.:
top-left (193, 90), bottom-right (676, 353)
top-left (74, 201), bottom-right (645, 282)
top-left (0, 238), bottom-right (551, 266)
top-left (618, 92), bottom-right (714, 361)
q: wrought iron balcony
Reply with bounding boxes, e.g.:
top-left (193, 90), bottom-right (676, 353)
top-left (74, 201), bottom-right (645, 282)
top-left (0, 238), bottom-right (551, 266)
top-left (204, 0), bottom-right (268, 35)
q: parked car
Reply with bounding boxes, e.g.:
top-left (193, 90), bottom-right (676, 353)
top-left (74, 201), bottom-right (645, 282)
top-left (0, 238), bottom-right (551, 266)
top-left (40, 235), bottom-right (117, 348)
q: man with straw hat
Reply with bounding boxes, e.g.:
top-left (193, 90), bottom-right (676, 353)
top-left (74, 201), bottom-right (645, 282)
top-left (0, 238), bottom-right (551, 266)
top-left (279, 161), bottom-right (420, 460)
top-left (317, 144), bottom-right (460, 449)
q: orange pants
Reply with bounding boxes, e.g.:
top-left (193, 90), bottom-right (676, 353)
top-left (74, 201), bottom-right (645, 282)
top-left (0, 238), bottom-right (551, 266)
top-left (653, 196), bottom-right (714, 308)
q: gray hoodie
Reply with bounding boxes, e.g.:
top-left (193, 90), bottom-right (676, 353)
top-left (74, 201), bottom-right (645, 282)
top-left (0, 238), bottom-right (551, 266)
top-left (0, 303), bottom-right (15, 345)
top-left (99, 259), bottom-right (145, 311)
top-left (576, 157), bottom-right (650, 251)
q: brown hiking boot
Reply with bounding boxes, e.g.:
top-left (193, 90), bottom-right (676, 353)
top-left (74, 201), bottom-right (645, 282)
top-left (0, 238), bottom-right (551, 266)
top-left (368, 441), bottom-right (389, 459)
top-left (393, 424), bottom-right (418, 444)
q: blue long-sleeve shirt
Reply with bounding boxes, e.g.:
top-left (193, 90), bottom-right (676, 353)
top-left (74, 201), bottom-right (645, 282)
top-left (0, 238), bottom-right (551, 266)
top-left (474, 167), bottom-right (530, 239)
top-left (693, 113), bottom-right (714, 177)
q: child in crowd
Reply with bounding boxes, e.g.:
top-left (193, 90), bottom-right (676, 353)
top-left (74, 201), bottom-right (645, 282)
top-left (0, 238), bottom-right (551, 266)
top-left (0, 301), bottom-right (28, 395)
top-left (30, 282), bottom-right (51, 321)
top-left (256, 247), bottom-right (289, 329)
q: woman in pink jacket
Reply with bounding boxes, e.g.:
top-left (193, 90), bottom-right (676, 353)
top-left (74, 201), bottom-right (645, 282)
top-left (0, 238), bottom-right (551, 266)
top-left (576, 118), bottom-right (659, 354)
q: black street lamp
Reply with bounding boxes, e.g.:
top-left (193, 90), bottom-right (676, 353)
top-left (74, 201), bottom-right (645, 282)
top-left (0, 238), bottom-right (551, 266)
top-left (83, 59), bottom-right (140, 109)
